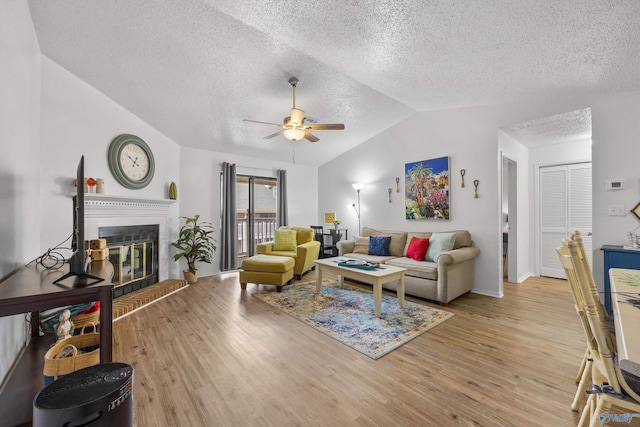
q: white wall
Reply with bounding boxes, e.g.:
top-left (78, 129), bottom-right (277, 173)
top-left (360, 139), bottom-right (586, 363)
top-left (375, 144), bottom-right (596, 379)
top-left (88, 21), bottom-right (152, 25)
top-left (179, 147), bottom-right (319, 277)
top-left (0, 0), bottom-right (41, 386)
top-left (592, 92), bottom-right (640, 292)
top-left (320, 94), bottom-right (640, 300)
top-left (38, 57), bottom-right (182, 255)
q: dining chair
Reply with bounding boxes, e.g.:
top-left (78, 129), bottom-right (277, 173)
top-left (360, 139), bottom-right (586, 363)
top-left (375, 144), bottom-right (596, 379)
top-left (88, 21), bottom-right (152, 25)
top-left (558, 238), bottom-right (640, 426)
top-left (568, 231), bottom-right (618, 380)
top-left (310, 225), bottom-right (325, 258)
top-left (556, 244), bottom-right (597, 419)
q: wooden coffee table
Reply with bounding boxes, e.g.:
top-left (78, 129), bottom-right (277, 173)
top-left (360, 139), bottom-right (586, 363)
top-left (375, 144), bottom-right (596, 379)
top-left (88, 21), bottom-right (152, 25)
top-left (314, 257), bottom-right (406, 318)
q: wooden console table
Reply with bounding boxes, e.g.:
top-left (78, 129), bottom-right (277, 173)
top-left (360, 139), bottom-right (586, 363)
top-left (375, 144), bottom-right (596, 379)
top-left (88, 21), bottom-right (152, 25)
top-left (0, 261), bottom-right (113, 426)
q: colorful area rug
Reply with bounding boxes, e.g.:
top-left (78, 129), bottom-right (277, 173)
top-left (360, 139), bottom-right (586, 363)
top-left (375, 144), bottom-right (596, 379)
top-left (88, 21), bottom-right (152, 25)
top-left (112, 279), bottom-right (188, 320)
top-left (253, 281), bottom-right (454, 359)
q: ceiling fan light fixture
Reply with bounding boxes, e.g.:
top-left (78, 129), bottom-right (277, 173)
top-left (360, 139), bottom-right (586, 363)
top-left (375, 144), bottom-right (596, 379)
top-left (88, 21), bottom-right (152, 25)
top-left (290, 108), bottom-right (305, 126)
top-left (283, 128), bottom-right (305, 141)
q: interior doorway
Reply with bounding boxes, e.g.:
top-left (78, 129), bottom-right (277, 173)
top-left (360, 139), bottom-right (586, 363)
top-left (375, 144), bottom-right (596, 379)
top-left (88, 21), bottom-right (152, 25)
top-left (501, 156), bottom-right (517, 284)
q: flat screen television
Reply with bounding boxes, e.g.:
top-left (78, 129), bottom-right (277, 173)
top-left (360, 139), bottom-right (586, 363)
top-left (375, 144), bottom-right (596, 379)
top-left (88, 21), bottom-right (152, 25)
top-left (53, 155), bottom-right (103, 287)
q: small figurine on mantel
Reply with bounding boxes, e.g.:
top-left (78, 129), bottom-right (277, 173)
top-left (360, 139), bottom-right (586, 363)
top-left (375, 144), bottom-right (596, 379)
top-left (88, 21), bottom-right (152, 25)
top-left (55, 309), bottom-right (74, 342)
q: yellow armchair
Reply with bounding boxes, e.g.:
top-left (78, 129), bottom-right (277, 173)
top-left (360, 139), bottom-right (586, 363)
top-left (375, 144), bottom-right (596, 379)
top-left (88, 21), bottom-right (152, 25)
top-left (257, 226), bottom-right (320, 279)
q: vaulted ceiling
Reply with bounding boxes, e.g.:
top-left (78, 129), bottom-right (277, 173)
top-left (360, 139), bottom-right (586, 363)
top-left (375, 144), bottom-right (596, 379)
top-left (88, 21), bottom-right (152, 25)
top-left (27, 1), bottom-right (640, 166)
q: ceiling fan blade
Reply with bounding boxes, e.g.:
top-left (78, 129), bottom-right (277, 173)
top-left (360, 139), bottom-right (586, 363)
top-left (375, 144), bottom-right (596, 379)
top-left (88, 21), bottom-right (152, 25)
top-left (303, 123), bottom-right (345, 130)
top-left (243, 119), bottom-right (284, 127)
top-left (263, 130), bottom-right (284, 139)
top-left (303, 131), bottom-right (319, 142)
top-left (290, 108), bottom-right (305, 126)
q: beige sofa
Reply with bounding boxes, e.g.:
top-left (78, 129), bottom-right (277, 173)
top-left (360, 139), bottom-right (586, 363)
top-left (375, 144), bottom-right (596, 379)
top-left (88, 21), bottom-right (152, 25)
top-left (336, 227), bottom-right (480, 306)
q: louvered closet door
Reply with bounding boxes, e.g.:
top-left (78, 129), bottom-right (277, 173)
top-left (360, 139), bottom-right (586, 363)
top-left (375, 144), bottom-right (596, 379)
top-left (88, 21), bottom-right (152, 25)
top-left (539, 163), bottom-right (592, 279)
top-left (569, 164), bottom-right (593, 267)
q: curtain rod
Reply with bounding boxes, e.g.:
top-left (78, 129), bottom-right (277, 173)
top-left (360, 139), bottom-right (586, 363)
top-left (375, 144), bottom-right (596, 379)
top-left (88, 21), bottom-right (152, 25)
top-left (220, 163), bottom-right (277, 173)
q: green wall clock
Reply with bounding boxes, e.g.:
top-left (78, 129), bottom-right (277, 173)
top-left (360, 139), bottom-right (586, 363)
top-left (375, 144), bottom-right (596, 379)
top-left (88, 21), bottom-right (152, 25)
top-left (108, 134), bottom-right (155, 189)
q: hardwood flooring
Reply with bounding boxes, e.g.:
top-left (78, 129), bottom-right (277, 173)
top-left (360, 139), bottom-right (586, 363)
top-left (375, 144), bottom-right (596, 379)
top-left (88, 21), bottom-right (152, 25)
top-left (112, 272), bottom-right (585, 426)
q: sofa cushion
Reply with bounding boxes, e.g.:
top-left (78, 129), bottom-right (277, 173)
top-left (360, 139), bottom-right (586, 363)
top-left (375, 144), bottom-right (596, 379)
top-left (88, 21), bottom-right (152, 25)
top-left (451, 230), bottom-right (472, 249)
top-left (385, 257), bottom-right (438, 280)
top-left (361, 227), bottom-right (407, 257)
top-left (368, 236), bottom-right (391, 256)
top-left (425, 232), bottom-right (456, 261)
top-left (353, 236), bottom-right (369, 254)
top-left (273, 229), bottom-right (297, 251)
top-left (406, 237), bottom-right (430, 261)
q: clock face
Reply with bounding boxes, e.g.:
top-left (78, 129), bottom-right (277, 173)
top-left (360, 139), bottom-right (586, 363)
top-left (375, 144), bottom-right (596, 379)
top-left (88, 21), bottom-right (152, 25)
top-left (119, 143), bottom-right (150, 182)
top-left (108, 134), bottom-right (155, 189)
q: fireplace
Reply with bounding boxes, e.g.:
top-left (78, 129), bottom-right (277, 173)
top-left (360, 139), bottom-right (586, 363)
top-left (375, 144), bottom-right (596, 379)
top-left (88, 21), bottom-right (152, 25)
top-left (84, 194), bottom-right (179, 293)
top-left (99, 224), bottom-right (159, 298)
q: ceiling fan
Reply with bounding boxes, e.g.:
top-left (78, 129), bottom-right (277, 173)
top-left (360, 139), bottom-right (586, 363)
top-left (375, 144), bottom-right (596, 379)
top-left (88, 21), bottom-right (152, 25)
top-left (244, 77), bottom-right (345, 142)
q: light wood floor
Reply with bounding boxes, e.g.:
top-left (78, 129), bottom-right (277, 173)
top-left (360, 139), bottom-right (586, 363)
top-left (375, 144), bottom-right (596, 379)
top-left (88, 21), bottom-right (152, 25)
top-left (112, 272), bottom-right (585, 426)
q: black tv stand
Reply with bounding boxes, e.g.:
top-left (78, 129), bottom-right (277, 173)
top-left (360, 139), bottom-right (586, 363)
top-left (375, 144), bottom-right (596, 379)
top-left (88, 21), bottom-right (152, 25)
top-left (52, 271), bottom-right (104, 288)
top-left (0, 261), bottom-right (113, 426)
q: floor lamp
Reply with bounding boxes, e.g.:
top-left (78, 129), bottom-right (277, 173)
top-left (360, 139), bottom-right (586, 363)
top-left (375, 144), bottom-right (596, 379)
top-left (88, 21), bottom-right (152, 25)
top-left (352, 183), bottom-right (364, 234)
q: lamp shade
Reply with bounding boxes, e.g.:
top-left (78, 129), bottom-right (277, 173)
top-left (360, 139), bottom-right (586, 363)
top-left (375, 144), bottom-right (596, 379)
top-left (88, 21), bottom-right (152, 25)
top-left (352, 183), bottom-right (365, 191)
top-left (283, 128), bottom-right (305, 141)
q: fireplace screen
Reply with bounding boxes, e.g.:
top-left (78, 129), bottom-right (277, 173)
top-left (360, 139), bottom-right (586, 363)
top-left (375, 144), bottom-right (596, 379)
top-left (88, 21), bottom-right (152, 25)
top-left (99, 224), bottom-right (159, 297)
top-left (108, 242), bottom-right (154, 287)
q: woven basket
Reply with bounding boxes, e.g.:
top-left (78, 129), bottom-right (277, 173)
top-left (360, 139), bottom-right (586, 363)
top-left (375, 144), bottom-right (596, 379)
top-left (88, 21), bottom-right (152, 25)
top-left (71, 309), bottom-right (100, 331)
top-left (43, 324), bottom-right (100, 383)
top-left (40, 306), bottom-right (100, 335)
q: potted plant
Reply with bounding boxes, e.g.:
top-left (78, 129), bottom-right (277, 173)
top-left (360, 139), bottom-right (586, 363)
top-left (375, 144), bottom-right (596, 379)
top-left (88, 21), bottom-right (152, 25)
top-left (332, 219), bottom-right (341, 230)
top-left (171, 215), bottom-right (217, 283)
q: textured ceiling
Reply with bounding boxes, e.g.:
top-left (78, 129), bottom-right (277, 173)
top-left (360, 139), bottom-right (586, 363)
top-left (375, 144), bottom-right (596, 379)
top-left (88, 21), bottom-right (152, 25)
top-left (501, 108), bottom-right (592, 147)
top-left (26, 1), bottom-right (640, 166)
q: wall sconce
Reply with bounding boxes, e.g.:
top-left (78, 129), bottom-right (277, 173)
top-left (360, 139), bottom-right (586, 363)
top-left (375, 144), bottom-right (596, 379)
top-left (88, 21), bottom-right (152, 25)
top-left (396, 177), bottom-right (400, 192)
top-left (388, 188), bottom-right (392, 202)
top-left (352, 183), bottom-right (365, 234)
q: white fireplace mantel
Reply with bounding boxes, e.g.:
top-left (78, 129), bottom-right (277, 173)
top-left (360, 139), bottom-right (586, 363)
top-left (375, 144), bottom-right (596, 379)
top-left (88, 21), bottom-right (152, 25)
top-left (85, 194), bottom-right (176, 215)
top-left (84, 194), bottom-right (179, 281)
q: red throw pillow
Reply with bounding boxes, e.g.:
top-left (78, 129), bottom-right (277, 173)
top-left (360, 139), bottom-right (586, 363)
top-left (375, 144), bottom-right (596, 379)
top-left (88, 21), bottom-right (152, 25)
top-left (406, 237), bottom-right (430, 261)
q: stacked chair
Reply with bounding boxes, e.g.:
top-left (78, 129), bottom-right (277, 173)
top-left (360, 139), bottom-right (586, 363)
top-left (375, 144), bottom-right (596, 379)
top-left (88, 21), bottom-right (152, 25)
top-left (556, 231), bottom-right (640, 426)
top-left (310, 225), bottom-right (326, 258)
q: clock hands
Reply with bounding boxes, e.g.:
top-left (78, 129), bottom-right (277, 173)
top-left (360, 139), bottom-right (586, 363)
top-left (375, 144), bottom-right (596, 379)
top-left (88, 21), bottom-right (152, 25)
top-left (127, 154), bottom-right (140, 167)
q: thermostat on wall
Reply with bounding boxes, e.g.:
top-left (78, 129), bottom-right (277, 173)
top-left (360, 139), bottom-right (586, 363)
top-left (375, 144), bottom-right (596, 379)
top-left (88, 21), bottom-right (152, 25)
top-left (606, 179), bottom-right (624, 191)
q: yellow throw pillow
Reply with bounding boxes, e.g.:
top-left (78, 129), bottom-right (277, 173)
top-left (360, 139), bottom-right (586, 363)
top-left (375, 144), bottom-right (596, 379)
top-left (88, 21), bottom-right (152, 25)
top-left (273, 229), bottom-right (297, 251)
top-left (353, 236), bottom-right (369, 254)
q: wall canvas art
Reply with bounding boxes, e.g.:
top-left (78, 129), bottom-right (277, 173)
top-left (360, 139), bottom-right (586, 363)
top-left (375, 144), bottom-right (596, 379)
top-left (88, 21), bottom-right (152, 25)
top-left (405, 156), bottom-right (450, 220)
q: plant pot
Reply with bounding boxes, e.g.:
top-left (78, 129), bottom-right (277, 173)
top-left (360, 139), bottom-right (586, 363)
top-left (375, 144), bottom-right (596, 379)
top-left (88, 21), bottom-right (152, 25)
top-left (183, 269), bottom-right (198, 284)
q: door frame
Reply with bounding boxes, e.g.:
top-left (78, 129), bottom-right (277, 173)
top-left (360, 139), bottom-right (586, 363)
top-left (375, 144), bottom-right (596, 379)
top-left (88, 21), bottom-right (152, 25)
top-left (506, 157), bottom-right (518, 283)
top-left (500, 155), bottom-right (518, 286)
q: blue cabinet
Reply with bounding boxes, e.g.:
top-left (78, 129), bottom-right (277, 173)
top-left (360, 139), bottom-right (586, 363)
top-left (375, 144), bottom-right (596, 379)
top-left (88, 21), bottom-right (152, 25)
top-left (601, 245), bottom-right (640, 315)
